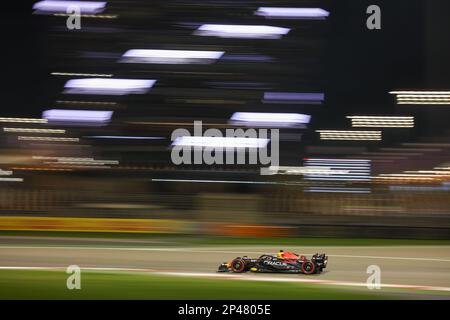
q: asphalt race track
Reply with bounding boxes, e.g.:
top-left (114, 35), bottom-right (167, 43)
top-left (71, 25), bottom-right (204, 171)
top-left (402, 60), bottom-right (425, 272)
top-left (1, 237), bottom-right (450, 295)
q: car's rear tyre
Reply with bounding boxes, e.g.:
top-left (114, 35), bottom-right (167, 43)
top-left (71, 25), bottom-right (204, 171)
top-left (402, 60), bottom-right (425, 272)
top-left (301, 261), bottom-right (316, 274)
top-left (231, 258), bottom-right (246, 273)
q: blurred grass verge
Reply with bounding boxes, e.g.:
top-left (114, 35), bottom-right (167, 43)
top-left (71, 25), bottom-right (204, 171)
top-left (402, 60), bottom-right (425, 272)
top-left (0, 270), bottom-right (402, 300)
top-left (2, 231), bottom-right (450, 246)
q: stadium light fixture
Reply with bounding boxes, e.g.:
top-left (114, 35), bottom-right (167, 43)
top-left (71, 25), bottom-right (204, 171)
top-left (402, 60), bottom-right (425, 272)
top-left (121, 49), bottom-right (225, 64)
top-left (3, 128), bottom-right (66, 134)
top-left (230, 112), bottom-right (311, 127)
top-left (172, 136), bottom-right (270, 149)
top-left (255, 7), bottom-right (330, 20)
top-left (316, 130), bottom-right (382, 141)
top-left (64, 78), bottom-right (156, 95)
top-left (43, 109), bottom-right (113, 124)
top-left (389, 90), bottom-right (450, 105)
top-left (195, 24), bottom-right (290, 39)
top-left (33, 0), bottom-right (106, 14)
top-left (347, 116), bottom-right (414, 128)
top-left (263, 92), bottom-right (324, 104)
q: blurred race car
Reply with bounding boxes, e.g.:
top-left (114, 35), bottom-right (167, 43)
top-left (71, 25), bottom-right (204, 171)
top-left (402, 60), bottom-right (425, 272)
top-left (217, 250), bottom-right (328, 274)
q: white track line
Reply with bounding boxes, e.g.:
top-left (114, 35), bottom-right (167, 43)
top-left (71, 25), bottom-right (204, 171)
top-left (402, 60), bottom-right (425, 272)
top-left (321, 254), bottom-right (450, 262)
top-left (0, 266), bottom-right (449, 293)
top-left (1, 245), bottom-right (450, 262)
top-left (155, 271), bottom-right (450, 293)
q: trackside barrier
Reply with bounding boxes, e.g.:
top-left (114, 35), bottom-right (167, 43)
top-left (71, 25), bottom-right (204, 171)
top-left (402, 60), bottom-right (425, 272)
top-left (0, 216), bottom-right (188, 233)
top-left (0, 216), bottom-right (294, 237)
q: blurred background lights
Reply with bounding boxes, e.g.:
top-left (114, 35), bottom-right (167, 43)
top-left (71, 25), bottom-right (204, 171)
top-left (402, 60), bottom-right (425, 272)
top-left (32, 0), bottom-right (107, 14)
top-left (121, 49), bottom-right (225, 64)
top-left (195, 24), bottom-right (291, 39)
top-left (255, 7), bottom-right (330, 20)
top-left (230, 112), bottom-right (311, 128)
top-left (172, 136), bottom-right (270, 149)
top-left (347, 116), bottom-right (414, 128)
top-left (43, 109), bottom-right (113, 124)
top-left (63, 78), bottom-right (156, 95)
top-left (390, 90), bottom-right (450, 105)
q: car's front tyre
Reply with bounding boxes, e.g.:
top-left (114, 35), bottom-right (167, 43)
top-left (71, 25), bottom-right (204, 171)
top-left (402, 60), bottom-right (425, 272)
top-left (231, 258), bottom-right (246, 273)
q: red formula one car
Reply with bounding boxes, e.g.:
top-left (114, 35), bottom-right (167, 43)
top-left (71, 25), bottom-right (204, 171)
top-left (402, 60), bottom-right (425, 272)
top-left (218, 250), bottom-right (328, 274)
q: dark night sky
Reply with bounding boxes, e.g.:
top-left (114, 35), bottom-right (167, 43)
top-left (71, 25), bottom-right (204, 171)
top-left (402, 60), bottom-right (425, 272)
top-left (0, 1), bottom-right (449, 122)
top-left (1, 1), bottom-right (48, 117)
top-left (325, 0), bottom-right (426, 114)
